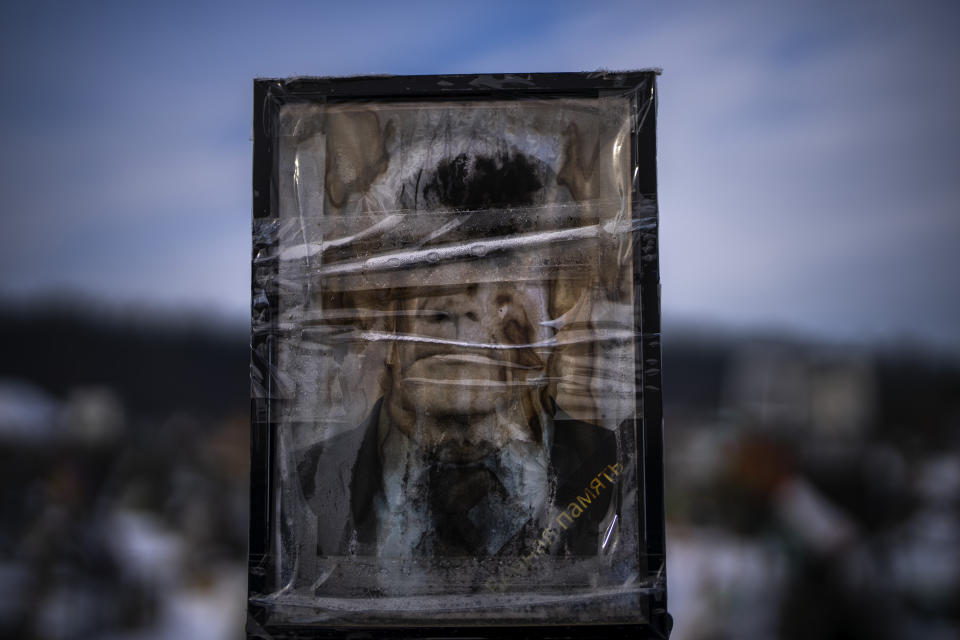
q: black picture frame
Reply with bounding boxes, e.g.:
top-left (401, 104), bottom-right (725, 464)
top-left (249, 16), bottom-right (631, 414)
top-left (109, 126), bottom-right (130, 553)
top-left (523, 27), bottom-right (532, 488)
top-left (249, 71), bottom-right (669, 640)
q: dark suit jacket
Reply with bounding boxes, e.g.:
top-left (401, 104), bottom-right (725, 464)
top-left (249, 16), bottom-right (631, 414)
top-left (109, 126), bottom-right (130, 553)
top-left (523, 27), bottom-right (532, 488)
top-left (296, 399), bottom-right (618, 557)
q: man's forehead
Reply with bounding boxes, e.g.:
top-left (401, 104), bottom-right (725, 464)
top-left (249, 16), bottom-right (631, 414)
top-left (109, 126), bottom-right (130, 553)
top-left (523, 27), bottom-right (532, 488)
top-left (286, 200), bottom-right (618, 291)
top-left (392, 280), bottom-right (549, 303)
top-left (311, 201), bottom-right (598, 248)
top-left (315, 239), bottom-right (603, 295)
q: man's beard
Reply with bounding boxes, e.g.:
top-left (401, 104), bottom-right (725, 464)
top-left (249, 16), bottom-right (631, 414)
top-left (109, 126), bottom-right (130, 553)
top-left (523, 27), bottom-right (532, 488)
top-left (425, 453), bottom-right (542, 556)
top-left (376, 421), bottom-right (552, 557)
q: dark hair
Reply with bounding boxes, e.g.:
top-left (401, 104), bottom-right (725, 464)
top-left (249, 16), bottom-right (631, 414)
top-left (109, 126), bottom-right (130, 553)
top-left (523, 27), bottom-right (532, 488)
top-left (420, 151), bottom-right (544, 210)
top-left (398, 150), bottom-right (550, 240)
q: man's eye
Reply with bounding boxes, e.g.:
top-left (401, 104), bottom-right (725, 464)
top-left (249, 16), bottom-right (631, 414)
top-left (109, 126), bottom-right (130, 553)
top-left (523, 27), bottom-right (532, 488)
top-left (429, 311), bottom-right (450, 323)
top-left (503, 318), bottom-right (532, 345)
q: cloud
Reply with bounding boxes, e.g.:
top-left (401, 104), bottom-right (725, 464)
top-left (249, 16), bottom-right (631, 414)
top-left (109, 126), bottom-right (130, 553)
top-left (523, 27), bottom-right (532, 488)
top-left (461, 1), bottom-right (960, 347)
top-left (1, 1), bottom-right (957, 348)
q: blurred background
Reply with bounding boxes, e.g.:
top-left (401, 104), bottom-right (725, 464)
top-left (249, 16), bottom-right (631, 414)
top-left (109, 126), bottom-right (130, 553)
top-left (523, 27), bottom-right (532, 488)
top-left (1, 1), bottom-right (958, 638)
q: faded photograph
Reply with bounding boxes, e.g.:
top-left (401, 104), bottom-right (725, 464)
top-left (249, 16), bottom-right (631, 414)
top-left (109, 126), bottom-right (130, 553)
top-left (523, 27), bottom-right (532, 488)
top-left (261, 97), bottom-right (647, 621)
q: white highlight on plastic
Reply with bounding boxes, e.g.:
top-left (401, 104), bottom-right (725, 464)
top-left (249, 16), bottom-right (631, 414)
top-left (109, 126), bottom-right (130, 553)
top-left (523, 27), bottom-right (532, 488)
top-left (285, 222), bottom-right (635, 276)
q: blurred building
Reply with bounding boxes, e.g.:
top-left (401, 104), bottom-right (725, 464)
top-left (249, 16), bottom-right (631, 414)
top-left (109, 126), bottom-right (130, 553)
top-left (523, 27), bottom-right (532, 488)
top-left (664, 333), bottom-right (960, 640)
top-left (2, 305), bottom-right (959, 639)
top-left (0, 307), bottom-right (248, 640)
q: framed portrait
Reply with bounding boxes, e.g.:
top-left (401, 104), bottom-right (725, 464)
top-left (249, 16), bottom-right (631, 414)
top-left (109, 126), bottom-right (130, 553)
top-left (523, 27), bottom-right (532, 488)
top-left (249, 72), bottom-right (668, 639)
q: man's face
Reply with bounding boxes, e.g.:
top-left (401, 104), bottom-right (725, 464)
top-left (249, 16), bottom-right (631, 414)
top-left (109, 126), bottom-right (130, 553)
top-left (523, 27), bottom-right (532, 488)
top-left (388, 276), bottom-right (550, 458)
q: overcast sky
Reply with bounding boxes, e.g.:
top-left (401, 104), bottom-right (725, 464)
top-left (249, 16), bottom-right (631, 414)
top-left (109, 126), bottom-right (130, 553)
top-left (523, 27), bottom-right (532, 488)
top-left (1, 1), bottom-right (958, 349)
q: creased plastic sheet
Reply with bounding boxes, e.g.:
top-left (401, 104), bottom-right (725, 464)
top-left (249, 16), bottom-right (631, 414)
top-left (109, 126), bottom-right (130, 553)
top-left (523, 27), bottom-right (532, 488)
top-left (249, 76), bottom-right (666, 636)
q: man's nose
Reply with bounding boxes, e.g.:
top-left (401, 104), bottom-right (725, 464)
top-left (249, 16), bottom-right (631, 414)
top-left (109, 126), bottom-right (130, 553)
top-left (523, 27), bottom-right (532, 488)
top-left (430, 293), bottom-right (486, 343)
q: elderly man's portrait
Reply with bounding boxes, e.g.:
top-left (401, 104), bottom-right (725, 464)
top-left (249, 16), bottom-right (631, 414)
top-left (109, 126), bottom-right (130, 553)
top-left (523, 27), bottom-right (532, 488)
top-left (254, 80), bottom-right (659, 626)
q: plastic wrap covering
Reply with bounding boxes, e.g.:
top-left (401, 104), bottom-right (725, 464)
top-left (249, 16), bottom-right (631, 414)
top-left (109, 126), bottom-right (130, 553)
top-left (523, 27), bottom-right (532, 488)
top-left (249, 72), bottom-right (668, 639)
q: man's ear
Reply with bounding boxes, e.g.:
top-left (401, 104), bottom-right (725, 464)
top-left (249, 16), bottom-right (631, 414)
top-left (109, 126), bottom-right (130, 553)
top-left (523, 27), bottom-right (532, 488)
top-left (556, 119), bottom-right (631, 303)
top-left (324, 110), bottom-right (394, 208)
top-left (556, 122), bottom-right (601, 208)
